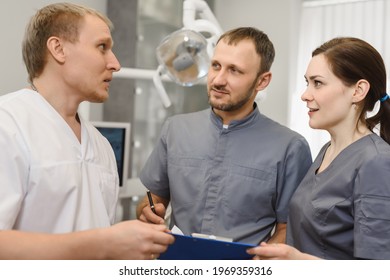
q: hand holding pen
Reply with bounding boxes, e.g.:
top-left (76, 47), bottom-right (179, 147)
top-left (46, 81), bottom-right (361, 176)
top-left (139, 190), bottom-right (166, 224)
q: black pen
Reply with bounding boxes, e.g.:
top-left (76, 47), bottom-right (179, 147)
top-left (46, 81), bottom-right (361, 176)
top-left (146, 190), bottom-right (157, 214)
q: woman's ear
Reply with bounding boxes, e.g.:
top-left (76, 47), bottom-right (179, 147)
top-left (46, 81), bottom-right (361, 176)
top-left (46, 36), bottom-right (66, 63)
top-left (352, 79), bottom-right (370, 103)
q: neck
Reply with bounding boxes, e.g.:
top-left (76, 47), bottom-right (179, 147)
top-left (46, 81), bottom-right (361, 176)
top-left (31, 79), bottom-right (82, 142)
top-left (329, 123), bottom-right (371, 152)
top-left (31, 79), bottom-right (81, 118)
top-left (317, 121), bottom-right (371, 174)
top-left (320, 127), bottom-right (371, 171)
top-left (213, 102), bottom-right (255, 125)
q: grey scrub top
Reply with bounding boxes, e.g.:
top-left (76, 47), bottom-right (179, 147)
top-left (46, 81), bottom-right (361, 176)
top-left (140, 104), bottom-right (312, 245)
top-left (287, 133), bottom-right (390, 259)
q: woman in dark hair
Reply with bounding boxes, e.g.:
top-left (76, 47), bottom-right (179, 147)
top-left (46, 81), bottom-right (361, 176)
top-left (248, 37), bottom-right (390, 259)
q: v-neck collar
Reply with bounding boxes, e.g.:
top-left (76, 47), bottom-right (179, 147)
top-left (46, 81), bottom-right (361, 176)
top-left (29, 89), bottom-right (84, 147)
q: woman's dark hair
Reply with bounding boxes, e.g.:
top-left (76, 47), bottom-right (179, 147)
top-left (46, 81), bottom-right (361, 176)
top-left (312, 37), bottom-right (390, 144)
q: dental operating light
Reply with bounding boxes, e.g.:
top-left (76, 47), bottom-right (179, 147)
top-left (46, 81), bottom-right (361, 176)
top-left (155, 29), bottom-right (210, 87)
top-left (114, 0), bottom-right (223, 108)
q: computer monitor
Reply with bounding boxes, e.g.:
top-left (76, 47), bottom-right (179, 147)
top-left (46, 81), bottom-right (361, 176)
top-left (92, 121), bottom-right (131, 187)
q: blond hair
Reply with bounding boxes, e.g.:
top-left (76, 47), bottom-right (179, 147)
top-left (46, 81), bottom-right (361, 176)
top-left (22, 2), bottom-right (113, 83)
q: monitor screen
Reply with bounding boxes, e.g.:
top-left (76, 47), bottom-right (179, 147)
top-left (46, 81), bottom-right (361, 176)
top-left (92, 121), bottom-right (131, 187)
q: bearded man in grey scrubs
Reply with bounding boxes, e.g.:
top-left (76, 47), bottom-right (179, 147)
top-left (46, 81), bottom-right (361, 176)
top-left (137, 27), bottom-right (312, 245)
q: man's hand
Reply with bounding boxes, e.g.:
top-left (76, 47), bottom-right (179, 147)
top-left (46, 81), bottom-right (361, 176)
top-left (138, 201), bottom-right (166, 224)
top-left (102, 220), bottom-right (175, 259)
top-left (136, 192), bottom-right (169, 224)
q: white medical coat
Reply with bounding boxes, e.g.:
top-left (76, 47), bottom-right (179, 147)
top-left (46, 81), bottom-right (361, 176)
top-left (0, 89), bottom-right (119, 233)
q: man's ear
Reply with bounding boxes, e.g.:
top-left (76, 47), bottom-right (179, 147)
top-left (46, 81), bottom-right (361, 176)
top-left (352, 79), bottom-right (370, 103)
top-left (46, 36), bottom-right (66, 63)
top-left (255, 72), bottom-right (272, 92)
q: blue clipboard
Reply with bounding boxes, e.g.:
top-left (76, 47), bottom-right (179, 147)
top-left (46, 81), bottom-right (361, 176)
top-left (159, 233), bottom-right (255, 260)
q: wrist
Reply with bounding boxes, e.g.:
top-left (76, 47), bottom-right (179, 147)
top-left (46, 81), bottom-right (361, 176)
top-left (94, 227), bottom-right (111, 259)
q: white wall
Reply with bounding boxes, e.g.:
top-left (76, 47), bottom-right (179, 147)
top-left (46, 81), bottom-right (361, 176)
top-left (214, 0), bottom-right (301, 126)
top-left (0, 0), bottom-right (107, 95)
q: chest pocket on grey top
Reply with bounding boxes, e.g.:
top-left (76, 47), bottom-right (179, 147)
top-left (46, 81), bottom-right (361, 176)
top-left (224, 164), bottom-right (276, 219)
top-left (168, 156), bottom-right (206, 207)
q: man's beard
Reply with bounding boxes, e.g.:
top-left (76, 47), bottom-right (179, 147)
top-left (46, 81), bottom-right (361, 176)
top-left (87, 90), bottom-right (109, 103)
top-left (208, 92), bottom-right (252, 111)
top-left (208, 79), bottom-right (258, 111)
